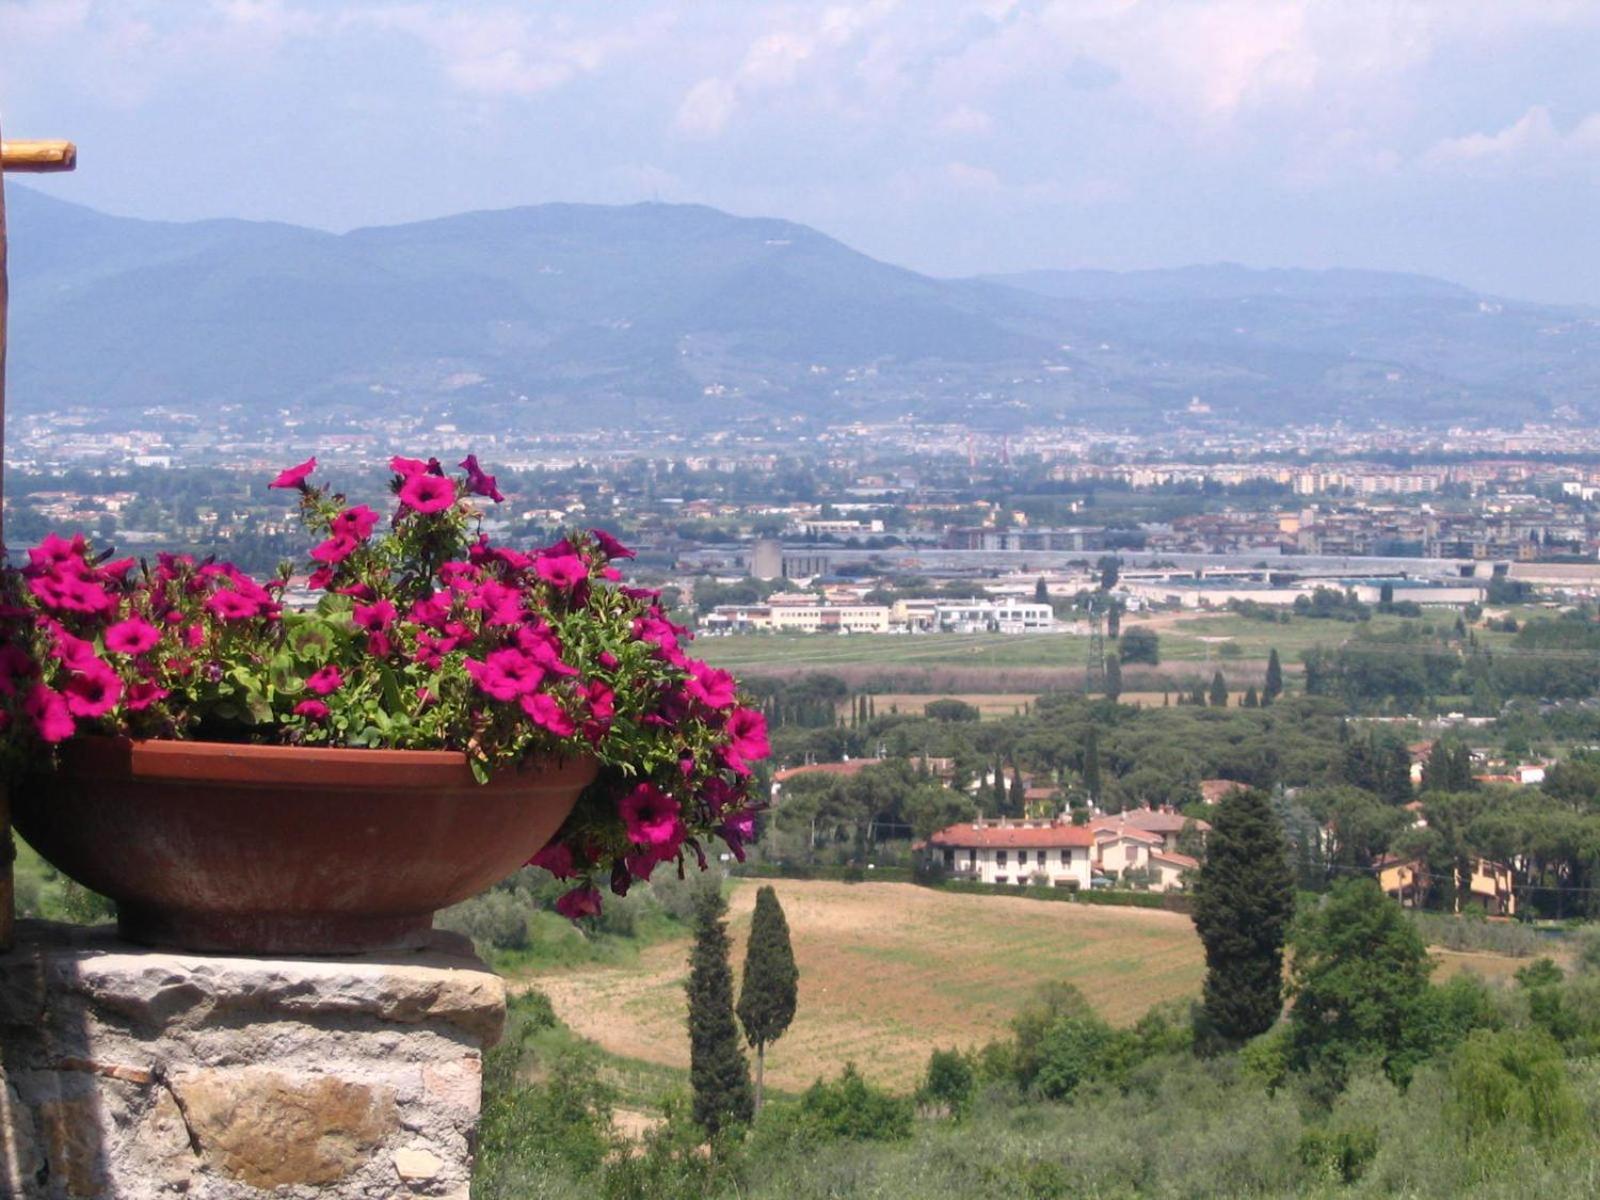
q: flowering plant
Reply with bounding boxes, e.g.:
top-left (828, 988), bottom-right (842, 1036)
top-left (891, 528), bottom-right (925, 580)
top-left (0, 453), bottom-right (768, 915)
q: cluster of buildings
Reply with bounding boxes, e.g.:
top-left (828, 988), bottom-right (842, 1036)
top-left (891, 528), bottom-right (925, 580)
top-left (703, 592), bottom-right (1055, 635)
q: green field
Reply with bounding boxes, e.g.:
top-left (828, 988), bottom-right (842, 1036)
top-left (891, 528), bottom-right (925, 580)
top-left (695, 610), bottom-right (1433, 680)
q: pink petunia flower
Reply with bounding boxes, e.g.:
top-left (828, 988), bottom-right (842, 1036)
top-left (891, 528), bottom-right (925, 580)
top-left (528, 841), bottom-right (577, 878)
top-left (520, 692), bottom-right (576, 736)
top-left (685, 661), bottom-right (738, 710)
top-left (105, 618), bottom-right (162, 656)
top-left (294, 699), bottom-right (330, 720)
top-left (268, 457), bottom-right (317, 489)
top-left (589, 529), bottom-right (636, 560)
top-left (555, 884), bottom-right (603, 920)
top-left (353, 599), bottom-right (397, 632)
top-left (389, 455), bottom-right (429, 478)
top-left (458, 454), bottom-right (506, 503)
top-left (398, 474), bottom-right (456, 514)
top-left (205, 590), bottom-right (261, 621)
top-left (330, 505), bottom-right (380, 541)
top-left (63, 664), bottom-right (122, 718)
top-left (309, 535), bottom-right (359, 565)
top-left (305, 666), bottom-right (344, 696)
top-left (721, 707), bottom-right (770, 774)
top-left (618, 783), bottom-right (683, 848)
top-left (24, 685), bottom-right (76, 742)
top-left (535, 553), bottom-right (588, 590)
top-left (124, 681), bottom-right (170, 712)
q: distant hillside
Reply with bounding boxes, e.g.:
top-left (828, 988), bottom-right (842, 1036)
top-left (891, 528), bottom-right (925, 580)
top-left (7, 187), bottom-right (1598, 429)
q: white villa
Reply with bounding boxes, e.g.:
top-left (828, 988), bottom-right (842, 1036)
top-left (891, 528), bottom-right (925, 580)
top-left (925, 819), bottom-right (1096, 888)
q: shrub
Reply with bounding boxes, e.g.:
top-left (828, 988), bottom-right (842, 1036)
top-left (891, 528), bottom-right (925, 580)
top-left (918, 1049), bottom-right (976, 1119)
top-left (1447, 1028), bottom-right (1581, 1145)
top-left (1517, 957), bottom-right (1567, 989)
top-left (438, 889), bottom-right (530, 953)
top-left (795, 1064), bottom-right (913, 1142)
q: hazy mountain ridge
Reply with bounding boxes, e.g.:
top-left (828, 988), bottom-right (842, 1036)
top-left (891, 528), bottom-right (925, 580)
top-left (7, 186), bottom-right (1597, 429)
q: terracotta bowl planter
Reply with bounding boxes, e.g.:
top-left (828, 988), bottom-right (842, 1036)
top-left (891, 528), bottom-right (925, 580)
top-left (13, 737), bottom-right (597, 955)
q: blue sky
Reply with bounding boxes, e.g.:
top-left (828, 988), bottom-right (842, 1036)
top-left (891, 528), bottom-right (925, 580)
top-left (5, 1), bottom-right (1600, 303)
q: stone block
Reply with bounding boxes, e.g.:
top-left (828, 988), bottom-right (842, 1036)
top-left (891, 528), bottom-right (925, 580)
top-left (0, 920), bottom-right (500, 1199)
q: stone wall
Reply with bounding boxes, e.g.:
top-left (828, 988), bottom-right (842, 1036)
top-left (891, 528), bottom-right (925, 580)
top-left (0, 921), bottom-right (504, 1199)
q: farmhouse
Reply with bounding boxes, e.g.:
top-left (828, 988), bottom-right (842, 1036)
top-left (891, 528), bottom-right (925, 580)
top-left (925, 819), bottom-right (1095, 888)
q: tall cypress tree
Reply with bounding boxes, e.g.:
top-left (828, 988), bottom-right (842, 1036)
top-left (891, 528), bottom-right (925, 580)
top-left (737, 886), bottom-right (799, 1113)
top-left (687, 890), bottom-right (754, 1134)
top-left (1209, 670), bottom-right (1229, 707)
top-left (1104, 654), bottom-right (1123, 702)
top-left (1192, 788), bottom-right (1296, 1045)
top-left (1264, 649), bottom-right (1283, 705)
top-left (1009, 765), bottom-right (1027, 814)
top-left (1082, 727), bottom-right (1102, 804)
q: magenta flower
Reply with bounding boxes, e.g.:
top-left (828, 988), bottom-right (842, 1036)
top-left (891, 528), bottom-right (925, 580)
top-left (24, 685), bottom-right (75, 743)
top-left (305, 666), bottom-right (344, 696)
top-left (589, 529), bottom-right (636, 560)
top-left (536, 554), bottom-right (588, 590)
top-left (619, 783), bottom-right (683, 848)
top-left (718, 811), bottom-right (757, 862)
top-left (464, 650), bottom-right (545, 702)
top-left (390, 455), bottom-right (429, 478)
top-left (722, 707), bottom-right (770, 774)
top-left (685, 661), bottom-right (738, 710)
top-left (104, 618), bottom-right (162, 656)
top-left (520, 692), bottom-right (576, 736)
top-left (353, 599), bottom-right (397, 632)
top-left (330, 505), bottom-right (380, 541)
top-left (294, 699), bottom-right (330, 720)
top-left (555, 884), bottom-right (603, 920)
top-left (26, 533), bottom-right (90, 572)
top-left (528, 841), bottom-right (577, 878)
top-left (28, 572), bottom-right (113, 616)
top-left (205, 590), bottom-right (261, 621)
top-left (268, 457), bottom-right (317, 489)
top-left (309, 535), bottom-right (359, 565)
top-left (124, 681), bottom-right (170, 712)
top-left (458, 455), bottom-right (505, 503)
top-left (63, 664), bottom-right (122, 718)
top-left (398, 473), bottom-right (457, 514)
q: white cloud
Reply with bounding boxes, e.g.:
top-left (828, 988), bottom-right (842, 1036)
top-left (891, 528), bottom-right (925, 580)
top-left (1424, 105), bottom-right (1600, 173)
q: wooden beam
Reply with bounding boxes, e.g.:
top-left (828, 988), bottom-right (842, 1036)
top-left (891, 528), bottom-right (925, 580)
top-left (1, 140), bottom-right (77, 173)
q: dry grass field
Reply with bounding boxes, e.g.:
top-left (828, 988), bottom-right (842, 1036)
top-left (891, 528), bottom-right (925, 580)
top-left (523, 879), bottom-right (1548, 1094)
top-left (528, 879), bottom-right (1206, 1092)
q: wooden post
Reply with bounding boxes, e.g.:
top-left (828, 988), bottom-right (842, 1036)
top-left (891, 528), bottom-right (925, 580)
top-left (0, 126), bottom-right (79, 950)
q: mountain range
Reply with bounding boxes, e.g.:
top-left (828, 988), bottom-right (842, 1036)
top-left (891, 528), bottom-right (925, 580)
top-left (7, 185), bottom-right (1598, 431)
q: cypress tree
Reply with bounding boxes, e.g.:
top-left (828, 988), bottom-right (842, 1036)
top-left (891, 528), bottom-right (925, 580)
top-left (687, 890), bottom-right (754, 1135)
top-left (1242, 686), bottom-right (1259, 708)
top-left (1009, 765), bottom-right (1027, 814)
top-left (1192, 788), bottom-right (1296, 1045)
top-left (1083, 727), bottom-right (1102, 804)
top-left (991, 759), bottom-right (1007, 812)
top-left (1264, 649), bottom-right (1283, 704)
top-left (737, 886), bottom-right (798, 1113)
top-left (1189, 681), bottom-right (1207, 706)
top-left (1209, 670), bottom-right (1229, 707)
top-left (1104, 654), bottom-right (1123, 702)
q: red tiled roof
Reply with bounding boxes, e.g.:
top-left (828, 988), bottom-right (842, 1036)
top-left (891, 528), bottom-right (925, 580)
top-left (1151, 851), bottom-right (1199, 870)
top-left (1092, 808), bottom-right (1210, 835)
top-left (772, 759), bottom-right (883, 784)
top-left (1199, 779), bottom-right (1248, 804)
top-left (929, 822), bottom-right (1096, 850)
top-left (1091, 824), bottom-right (1165, 845)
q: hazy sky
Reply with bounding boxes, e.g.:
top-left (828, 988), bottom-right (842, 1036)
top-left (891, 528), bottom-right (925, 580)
top-left (5, 1), bottom-right (1599, 303)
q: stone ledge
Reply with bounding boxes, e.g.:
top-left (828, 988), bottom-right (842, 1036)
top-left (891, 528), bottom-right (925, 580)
top-left (0, 920), bottom-right (506, 1044)
top-left (0, 920), bottom-right (501, 1199)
